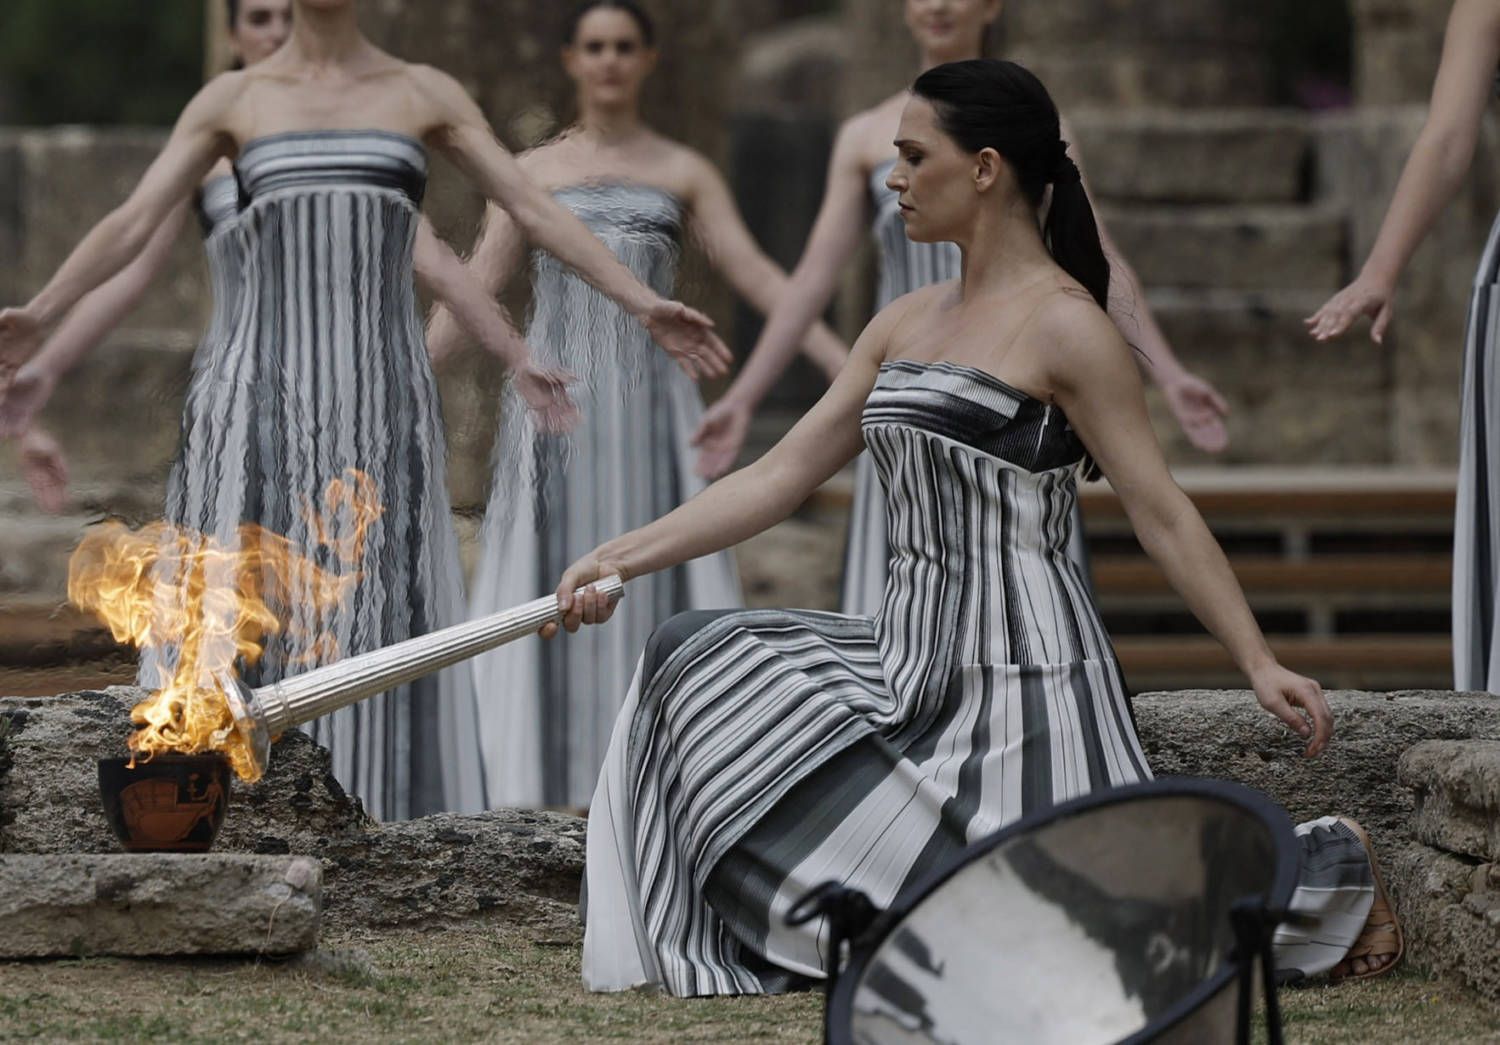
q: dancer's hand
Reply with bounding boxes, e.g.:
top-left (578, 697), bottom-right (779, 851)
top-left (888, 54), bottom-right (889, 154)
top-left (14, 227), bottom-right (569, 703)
top-left (515, 364), bottom-right (580, 436)
top-left (1306, 275), bottom-right (1395, 344)
top-left (640, 299), bottom-right (733, 381)
top-left (0, 364), bottom-right (57, 439)
top-left (691, 395), bottom-right (751, 479)
top-left (1250, 662), bottom-right (1332, 758)
top-left (1160, 371), bottom-right (1230, 454)
top-left (19, 427), bottom-right (69, 514)
top-left (541, 554), bottom-right (630, 638)
top-left (0, 307), bottom-right (46, 384)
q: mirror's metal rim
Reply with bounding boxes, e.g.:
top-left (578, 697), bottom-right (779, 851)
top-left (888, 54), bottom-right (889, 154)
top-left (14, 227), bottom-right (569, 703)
top-left (822, 776), bottom-right (1300, 1045)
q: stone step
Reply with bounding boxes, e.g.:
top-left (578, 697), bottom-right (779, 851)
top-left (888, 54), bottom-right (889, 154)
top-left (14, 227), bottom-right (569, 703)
top-left (0, 853), bottom-right (322, 958)
top-left (1099, 204), bottom-right (1346, 292)
top-left (1068, 110), bottom-right (1314, 205)
top-left (1399, 740), bottom-right (1500, 863)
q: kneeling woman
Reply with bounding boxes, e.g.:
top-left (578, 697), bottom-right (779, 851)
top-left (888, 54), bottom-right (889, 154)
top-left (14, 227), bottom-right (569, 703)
top-left (548, 60), bottom-right (1399, 995)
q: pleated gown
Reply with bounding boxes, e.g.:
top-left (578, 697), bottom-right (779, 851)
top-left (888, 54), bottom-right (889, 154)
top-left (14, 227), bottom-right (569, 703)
top-left (158, 130), bottom-right (485, 821)
top-left (583, 359), bottom-right (1373, 995)
top-left (470, 183), bottom-right (742, 809)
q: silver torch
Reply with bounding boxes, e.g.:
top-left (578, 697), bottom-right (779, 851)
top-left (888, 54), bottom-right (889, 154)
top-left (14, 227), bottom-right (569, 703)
top-left (224, 575), bottom-right (625, 777)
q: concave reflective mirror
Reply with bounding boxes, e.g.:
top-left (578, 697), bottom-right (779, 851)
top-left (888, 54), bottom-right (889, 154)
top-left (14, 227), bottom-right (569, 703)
top-left (825, 781), bottom-right (1297, 1045)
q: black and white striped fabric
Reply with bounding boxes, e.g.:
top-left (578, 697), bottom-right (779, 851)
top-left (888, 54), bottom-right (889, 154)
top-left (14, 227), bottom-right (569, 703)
top-left (841, 162), bottom-right (964, 617)
top-left (470, 183), bottom-right (741, 809)
top-left (1454, 214), bottom-right (1500, 692)
top-left (153, 131), bottom-right (485, 821)
top-left (582, 359), bottom-right (1372, 995)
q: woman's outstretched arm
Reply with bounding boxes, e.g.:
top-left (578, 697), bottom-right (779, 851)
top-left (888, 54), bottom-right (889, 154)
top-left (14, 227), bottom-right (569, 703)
top-left (1046, 296), bottom-right (1332, 756)
top-left (0, 202), bottom-right (190, 439)
top-left (1308, 0), bottom-right (1500, 343)
top-left (0, 75), bottom-right (236, 371)
top-left (541, 295), bottom-right (907, 635)
top-left (682, 150), bottom-right (852, 477)
top-left (413, 215), bottom-right (577, 433)
top-left (692, 117), bottom-right (873, 435)
top-left (425, 202), bottom-right (527, 364)
top-left (413, 64), bottom-right (731, 380)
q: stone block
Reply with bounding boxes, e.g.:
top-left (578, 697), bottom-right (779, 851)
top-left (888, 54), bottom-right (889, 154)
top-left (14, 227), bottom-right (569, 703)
top-left (0, 688), bottom-right (585, 930)
top-left (1100, 205), bottom-right (1345, 291)
top-left (0, 853), bottom-right (321, 958)
top-left (1399, 740), bottom-right (1500, 862)
top-left (1134, 690), bottom-right (1500, 846)
top-left (1069, 110), bottom-right (1312, 204)
top-left (1385, 842), bottom-right (1500, 1005)
top-left (1143, 290), bottom-right (1391, 467)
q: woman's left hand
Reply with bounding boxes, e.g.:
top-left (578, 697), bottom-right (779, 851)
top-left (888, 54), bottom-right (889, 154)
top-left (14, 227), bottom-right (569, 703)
top-left (540, 551), bottom-right (630, 639)
top-left (641, 299), bottom-right (733, 380)
top-left (1161, 371), bottom-right (1230, 454)
top-left (1250, 662), bottom-right (1333, 758)
top-left (515, 364), bottom-right (580, 435)
top-left (19, 427), bottom-right (69, 514)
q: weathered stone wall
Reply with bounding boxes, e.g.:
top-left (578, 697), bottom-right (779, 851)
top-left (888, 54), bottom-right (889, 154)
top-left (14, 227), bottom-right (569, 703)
top-left (1352, 0), bottom-right (1452, 105)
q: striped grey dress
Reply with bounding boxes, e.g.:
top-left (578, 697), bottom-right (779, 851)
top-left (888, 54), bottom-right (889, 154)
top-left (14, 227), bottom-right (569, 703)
top-left (156, 130), bottom-right (485, 821)
top-left (470, 183), bottom-right (741, 809)
top-left (841, 162), bottom-right (963, 617)
top-left (1454, 215), bottom-right (1500, 691)
top-left (583, 359), bottom-right (1372, 994)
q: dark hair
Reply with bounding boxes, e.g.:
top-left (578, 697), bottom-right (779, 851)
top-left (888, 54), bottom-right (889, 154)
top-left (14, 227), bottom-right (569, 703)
top-left (911, 60), bottom-right (1110, 311)
top-left (226, 0), bottom-right (245, 70)
top-left (564, 1), bottom-right (656, 47)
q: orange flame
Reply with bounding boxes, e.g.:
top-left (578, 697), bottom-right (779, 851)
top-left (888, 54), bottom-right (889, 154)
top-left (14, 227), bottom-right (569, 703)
top-left (68, 469), bottom-right (383, 781)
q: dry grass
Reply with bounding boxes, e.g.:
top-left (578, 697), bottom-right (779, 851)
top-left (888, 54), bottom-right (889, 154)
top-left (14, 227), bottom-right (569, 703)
top-left (0, 924), bottom-right (1494, 1044)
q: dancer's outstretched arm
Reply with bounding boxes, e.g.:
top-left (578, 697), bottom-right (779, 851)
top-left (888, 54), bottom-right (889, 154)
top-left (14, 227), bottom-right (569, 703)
top-left (413, 216), bottom-right (577, 433)
top-left (1044, 295), bottom-right (1332, 756)
top-left (415, 66), bottom-right (730, 381)
top-left (0, 203), bottom-right (190, 439)
top-left (1063, 118), bottom-right (1231, 454)
top-left (425, 202), bottom-right (527, 364)
top-left (693, 118), bottom-right (873, 422)
top-left (682, 152), bottom-right (851, 478)
top-left (541, 296), bottom-right (905, 638)
top-left (1308, 0), bottom-right (1500, 343)
top-left (0, 75), bottom-right (236, 370)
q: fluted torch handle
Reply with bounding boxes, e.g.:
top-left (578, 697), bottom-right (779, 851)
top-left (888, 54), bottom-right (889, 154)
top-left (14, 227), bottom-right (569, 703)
top-left (251, 575), bottom-right (625, 735)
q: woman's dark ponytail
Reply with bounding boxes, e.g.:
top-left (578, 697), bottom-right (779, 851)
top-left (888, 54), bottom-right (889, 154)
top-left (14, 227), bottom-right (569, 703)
top-left (911, 60), bottom-right (1111, 311)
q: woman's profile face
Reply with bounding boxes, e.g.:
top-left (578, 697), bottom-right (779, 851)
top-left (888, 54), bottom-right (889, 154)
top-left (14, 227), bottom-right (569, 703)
top-left (563, 9), bottom-right (657, 108)
top-left (904, 0), bottom-right (1002, 57)
top-left (232, 0), bottom-right (293, 66)
top-left (888, 96), bottom-right (983, 244)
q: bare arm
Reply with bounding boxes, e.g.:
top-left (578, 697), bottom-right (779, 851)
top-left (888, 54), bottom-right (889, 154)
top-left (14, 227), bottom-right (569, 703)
top-left (425, 201), bottom-right (527, 363)
top-left (1064, 115), bottom-right (1230, 453)
top-left (543, 297), bottom-right (905, 633)
top-left (415, 66), bottom-right (729, 378)
top-left (0, 203), bottom-right (190, 438)
top-left (0, 75), bottom-right (236, 368)
top-left (413, 215), bottom-right (527, 369)
top-left (685, 154), bottom-right (849, 373)
top-left (710, 118), bottom-right (875, 412)
top-left (1047, 300), bottom-right (1331, 755)
top-left (1309, 0), bottom-right (1500, 342)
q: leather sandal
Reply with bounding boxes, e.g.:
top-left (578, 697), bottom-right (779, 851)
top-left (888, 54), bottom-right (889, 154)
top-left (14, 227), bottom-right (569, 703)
top-left (1329, 817), bottom-right (1404, 982)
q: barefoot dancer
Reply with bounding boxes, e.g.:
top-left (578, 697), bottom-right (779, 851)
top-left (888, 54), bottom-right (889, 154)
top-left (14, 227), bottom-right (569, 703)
top-left (0, 0), bottom-right (730, 820)
top-left (548, 61), bottom-right (1396, 992)
top-left (427, 0), bottom-right (849, 809)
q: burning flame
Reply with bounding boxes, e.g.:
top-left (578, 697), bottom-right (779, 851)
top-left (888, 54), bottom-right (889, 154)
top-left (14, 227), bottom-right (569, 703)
top-left (68, 469), bottom-right (383, 780)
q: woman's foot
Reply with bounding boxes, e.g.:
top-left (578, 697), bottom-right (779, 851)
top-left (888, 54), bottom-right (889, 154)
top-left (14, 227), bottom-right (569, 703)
top-left (1328, 817), bottom-right (1404, 982)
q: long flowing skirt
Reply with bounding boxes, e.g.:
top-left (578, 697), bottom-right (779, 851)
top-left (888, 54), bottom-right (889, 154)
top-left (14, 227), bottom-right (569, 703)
top-left (584, 611), bottom-right (1372, 995)
top-left (471, 354), bottom-right (742, 809)
top-left (1454, 212), bottom-right (1500, 692)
